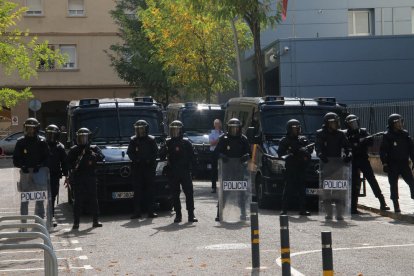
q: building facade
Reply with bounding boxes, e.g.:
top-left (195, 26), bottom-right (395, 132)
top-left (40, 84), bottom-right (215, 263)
top-left (240, 0), bottom-right (414, 102)
top-left (1, 0), bottom-right (134, 132)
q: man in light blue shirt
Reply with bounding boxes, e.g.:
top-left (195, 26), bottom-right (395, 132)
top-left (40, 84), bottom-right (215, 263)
top-left (209, 119), bottom-right (223, 193)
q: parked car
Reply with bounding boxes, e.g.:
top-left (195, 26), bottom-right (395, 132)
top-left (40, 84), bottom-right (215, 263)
top-left (0, 131), bottom-right (45, 155)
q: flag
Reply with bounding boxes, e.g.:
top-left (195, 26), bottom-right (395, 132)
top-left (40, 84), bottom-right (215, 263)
top-left (282, 0), bottom-right (288, 21)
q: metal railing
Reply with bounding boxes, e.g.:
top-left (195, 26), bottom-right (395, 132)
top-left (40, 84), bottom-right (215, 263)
top-left (0, 215), bottom-right (58, 276)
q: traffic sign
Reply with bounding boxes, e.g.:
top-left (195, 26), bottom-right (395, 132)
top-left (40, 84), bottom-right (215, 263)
top-left (11, 116), bottom-right (18, 126)
top-left (29, 99), bottom-right (42, 112)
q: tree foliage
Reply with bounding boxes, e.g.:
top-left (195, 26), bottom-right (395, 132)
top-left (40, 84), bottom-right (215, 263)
top-left (190, 0), bottom-right (282, 97)
top-left (139, 0), bottom-right (252, 103)
top-left (0, 0), bottom-right (64, 108)
top-left (107, 0), bottom-right (177, 105)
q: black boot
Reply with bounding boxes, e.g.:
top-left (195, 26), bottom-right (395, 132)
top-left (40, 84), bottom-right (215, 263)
top-left (72, 219), bottom-right (79, 230)
top-left (378, 195), bottom-right (390, 211)
top-left (92, 217), bottom-right (103, 227)
top-left (188, 211), bottom-right (198, 222)
top-left (174, 211), bottom-right (182, 223)
top-left (393, 200), bottom-right (401, 213)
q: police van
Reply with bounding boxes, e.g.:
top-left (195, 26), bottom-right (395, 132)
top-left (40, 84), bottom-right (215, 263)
top-left (224, 96), bottom-right (348, 208)
top-left (66, 97), bottom-right (172, 209)
top-left (166, 102), bottom-right (225, 177)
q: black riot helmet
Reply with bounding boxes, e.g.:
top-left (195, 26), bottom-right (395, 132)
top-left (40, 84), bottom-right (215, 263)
top-left (76, 127), bottom-right (91, 146)
top-left (227, 118), bottom-right (242, 137)
top-left (286, 119), bottom-right (301, 137)
top-left (323, 112), bottom-right (340, 131)
top-left (134, 120), bottom-right (149, 138)
top-left (23, 117), bottom-right (40, 138)
top-left (388, 114), bottom-right (404, 130)
top-left (345, 114), bottom-right (360, 131)
top-left (169, 120), bottom-right (183, 138)
top-left (45, 124), bottom-right (60, 143)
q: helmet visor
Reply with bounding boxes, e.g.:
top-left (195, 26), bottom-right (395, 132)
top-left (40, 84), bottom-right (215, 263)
top-left (169, 126), bottom-right (182, 138)
top-left (228, 124), bottom-right (241, 136)
top-left (135, 125), bottom-right (147, 138)
top-left (393, 118), bottom-right (404, 130)
top-left (327, 120), bottom-right (339, 130)
top-left (24, 125), bottom-right (37, 137)
top-left (347, 119), bottom-right (359, 130)
top-left (290, 125), bottom-right (301, 136)
top-left (46, 131), bottom-right (59, 142)
top-left (77, 133), bottom-right (89, 145)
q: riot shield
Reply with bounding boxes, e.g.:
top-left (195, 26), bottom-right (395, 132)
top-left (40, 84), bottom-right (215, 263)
top-left (218, 158), bottom-right (252, 223)
top-left (15, 167), bottom-right (52, 229)
top-left (319, 158), bottom-right (351, 220)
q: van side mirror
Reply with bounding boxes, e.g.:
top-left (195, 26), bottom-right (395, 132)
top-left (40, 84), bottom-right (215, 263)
top-left (246, 127), bottom-right (261, 144)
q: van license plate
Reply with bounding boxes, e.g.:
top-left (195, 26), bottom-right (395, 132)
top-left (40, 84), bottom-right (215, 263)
top-left (112, 192), bottom-right (134, 199)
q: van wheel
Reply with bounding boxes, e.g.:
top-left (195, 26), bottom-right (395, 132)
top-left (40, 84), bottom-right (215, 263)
top-left (256, 175), bottom-right (271, 209)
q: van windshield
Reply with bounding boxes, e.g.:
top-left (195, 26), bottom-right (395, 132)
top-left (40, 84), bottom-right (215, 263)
top-left (261, 108), bottom-right (341, 137)
top-left (73, 109), bottom-right (162, 143)
top-left (181, 109), bottom-right (224, 133)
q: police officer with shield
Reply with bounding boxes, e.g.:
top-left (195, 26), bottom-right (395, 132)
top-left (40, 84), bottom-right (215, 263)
top-left (380, 114), bottom-right (414, 213)
top-left (45, 124), bottom-right (68, 224)
top-left (67, 128), bottom-right (105, 230)
top-left (127, 120), bottom-right (158, 219)
top-left (344, 115), bottom-right (389, 214)
top-left (13, 118), bottom-right (49, 220)
top-left (278, 119), bottom-right (313, 216)
top-left (316, 112), bottom-right (352, 220)
top-left (214, 118), bottom-right (251, 221)
top-left (165, 120), bottom-right (198, 223)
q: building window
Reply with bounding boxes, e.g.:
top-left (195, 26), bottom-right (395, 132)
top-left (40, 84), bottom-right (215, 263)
top-left (348, 9), bottom-right (374, 36)
top-left (26, 0), bottom-right (43, 16)
top-left (124, 8), bottom-right (137, 19)
top-left (68, 0), bottom-right (84, 16)
top-left (38, 45), bottom-right (56, 70)
top-left (60, 45), bottom-right (77, 69)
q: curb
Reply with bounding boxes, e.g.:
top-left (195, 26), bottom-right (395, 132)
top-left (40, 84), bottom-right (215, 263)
top-left (358, 204), bottom-right (414, 224)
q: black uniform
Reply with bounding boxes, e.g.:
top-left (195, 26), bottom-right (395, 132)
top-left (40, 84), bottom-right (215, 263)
top-left (13, 135), bottom-right (49, 218)
top-left (127, 135), bottom-right (158, 216)
top-left (277, 135), bottom-right (312, 214)
top-left (166, 137), bottom-right (195, 215)
top-left (67, 145), bottom-right (104, 225)
top-left (316, 127), bottom-right (351, 218)
top-left (346, 128), bottom-right (387, 212)
top-left (47, 141), bottom-right (68, 217)
top-left (380, 129), bottom-right (414, 200)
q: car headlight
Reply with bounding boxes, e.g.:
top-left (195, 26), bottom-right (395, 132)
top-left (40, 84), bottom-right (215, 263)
top-left (156, 161), bottom-right (168, 176)
top-left (267, 159), bottom-right (285, 173)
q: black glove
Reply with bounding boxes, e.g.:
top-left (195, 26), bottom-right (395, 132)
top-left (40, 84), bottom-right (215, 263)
top-left (383, 164), bottom-right (389, 173)
top-left (21, 166), bottom-right (29, 174)
top-left (343, 155), bottom-right (352, 163)
top-left (33, 166), bottom-right (40, 173)
top-left (306, 145), bottom-right (314, 154)
top-left (240, 154), bottom-right (250, 163)
top-left (319, 154), bottom-right (328, 163)
top-left (219, 154), bottom-right (229, 163)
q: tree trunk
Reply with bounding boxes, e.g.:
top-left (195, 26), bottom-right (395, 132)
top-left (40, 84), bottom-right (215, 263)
top-left (252, 20), bottom-right (265, 97)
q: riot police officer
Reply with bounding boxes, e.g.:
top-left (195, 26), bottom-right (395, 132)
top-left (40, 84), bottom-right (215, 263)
top-left (345, 115), bottom-right (389, 214)
top-left (127, 120), bottom-right (158, 219)
top-left (214, 118), bottom-right (251, 221)
top-left (380, 114), bottom-right (414, 213)
top-left (67, 128), bottom-right (105, 229)
top-left (316, 112), bottom-right (352, 220)
top-left (13, 118), bottom-right (49, 220)
top-left (166, 120), bottom-right (197, 223)
top-left (45, 124), bottom-right (68, 223)
top-left (277, 119), bottom-right (313, 216)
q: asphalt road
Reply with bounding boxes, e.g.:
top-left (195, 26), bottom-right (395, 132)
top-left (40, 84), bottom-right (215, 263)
top-left (1, 165), bottom-right (414, 275)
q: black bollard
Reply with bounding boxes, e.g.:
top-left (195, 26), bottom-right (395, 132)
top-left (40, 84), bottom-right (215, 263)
top-left (321, 231), bottom-right (334, 276)
top-left (280, 215), bottom-right (291, 276)
top-left (250, 202), bottom-right (260, 269)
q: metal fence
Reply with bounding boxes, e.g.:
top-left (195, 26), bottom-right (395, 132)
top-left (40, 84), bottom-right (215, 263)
top-left (347, 99), bottom-right (414, 154)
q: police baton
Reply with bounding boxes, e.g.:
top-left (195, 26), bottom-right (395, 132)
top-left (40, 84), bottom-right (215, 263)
top-left (321, 231), bottom-right (334, 276)
top-left (280, 215), bottom-right (291, 276)
top-left (250, 202), bottom-right (260, 269)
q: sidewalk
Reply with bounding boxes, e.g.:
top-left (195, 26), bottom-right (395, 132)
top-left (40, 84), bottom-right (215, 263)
top-left (358, 173), bottom-right (414, 223)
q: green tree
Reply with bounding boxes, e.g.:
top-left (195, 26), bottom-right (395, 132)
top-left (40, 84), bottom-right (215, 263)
top-left (191, 0), bottom-right (282, 97)
top-left (107, 0), bottom-right (177, 105)
top-left (0, 0), bottom-right (64, 108)
top-left (139, 0), bottom-right (252, 103)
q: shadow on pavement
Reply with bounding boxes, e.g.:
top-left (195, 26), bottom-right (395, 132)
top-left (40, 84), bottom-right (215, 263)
top-left (213, 221), bottom-right (250, 230)
top-left (150, 222), bottom-right (197, 236)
